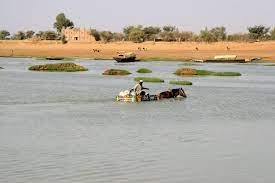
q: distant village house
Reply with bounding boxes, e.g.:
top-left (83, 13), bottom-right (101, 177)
top-left (62, 28), bottom-right (95, 42)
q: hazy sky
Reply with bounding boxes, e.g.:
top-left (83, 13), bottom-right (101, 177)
top-left (1, 0), bottom-right (274, 33)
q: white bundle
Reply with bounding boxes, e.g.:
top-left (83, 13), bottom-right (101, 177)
top-left (119, 90), bottom-right (130, 97)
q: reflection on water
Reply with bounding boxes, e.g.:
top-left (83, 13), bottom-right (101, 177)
top-left (1, 58), bottom-right (275, 183)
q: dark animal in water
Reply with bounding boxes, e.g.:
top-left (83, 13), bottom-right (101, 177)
top-left (158, 88), bottom-right (187, 99)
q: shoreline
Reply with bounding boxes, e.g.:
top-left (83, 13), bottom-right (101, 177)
top-left (1, 40), bottom-right (275, 62)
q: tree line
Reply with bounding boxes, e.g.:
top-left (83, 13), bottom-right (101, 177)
top-left (1, 13), bottom-right (275, 43)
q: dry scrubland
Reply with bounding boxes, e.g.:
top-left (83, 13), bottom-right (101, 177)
top-left (0, 40), bottom-right (275, 61)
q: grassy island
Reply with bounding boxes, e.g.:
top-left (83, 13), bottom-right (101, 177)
top-left (102, 69), bottom-right (131, 75)
top-left (137, 68), bottom-right (152, 73)
top-left (28, 62), bottom-right (88, 72)
top-left (175, 68), bottom-right (241, 76)
top-left (169, 80), bottom-right (193, 85)
top-left (134, 77), bottom-right (164, 83)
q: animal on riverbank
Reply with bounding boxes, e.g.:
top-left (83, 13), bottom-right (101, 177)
top-left (92, 49), bottom-right (101, 53)
top-left (138, 47), bottom-right (148, 51)
top-left (195, 47), bottom-right (199, 51)
top-left (227, 46), bottom-right (230, 51)
top-left (157, 88), bottom-right (187, 99)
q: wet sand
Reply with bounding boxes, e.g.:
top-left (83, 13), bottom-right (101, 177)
top-left (1, 40), bottom-right (275, 61)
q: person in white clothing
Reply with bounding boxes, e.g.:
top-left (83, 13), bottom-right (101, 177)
top-left (131, 80), bottom-right (149, 96)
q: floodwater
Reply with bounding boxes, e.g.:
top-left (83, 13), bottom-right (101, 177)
top-left (1, 58), bottom-right (275, 183)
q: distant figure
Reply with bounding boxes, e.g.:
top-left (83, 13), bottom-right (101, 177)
top-left (92, 49), bottom-right (101, 53)
top-left (195, 47), bottom-right (199, 51)
top-left (226, 46), bottom-right (230, 51)
top-left (11, 49), bottom-right (14, 56)
top-left (138, 47), bottom-right (141, 51)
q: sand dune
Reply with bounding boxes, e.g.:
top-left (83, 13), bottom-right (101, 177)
top-left (1, 40), bottom-right (275, 61)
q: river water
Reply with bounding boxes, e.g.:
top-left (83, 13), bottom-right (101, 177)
top-left (1, 58), bottom-right (275, 183)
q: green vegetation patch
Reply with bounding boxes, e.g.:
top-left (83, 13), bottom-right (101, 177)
top-left (103, 69), bottom-right (131, 75)
top-left (134, 77), bottom-right (164, 83)
top-left (136, 68), bottom-right (152, 73)
top-left (179, 62), bottom-right (202, 66)
top-left (211, 72), bottom-right (242, 76)
top-left (169, 80), bottom-right (193, 85)
top-left (175, 68), bottom-right (241, 76)
top-left (28, 62), bottom-right (88, 72)
top-left (264, 64), bottom-right (275, 66)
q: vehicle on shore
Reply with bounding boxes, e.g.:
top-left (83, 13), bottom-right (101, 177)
top-left (113, 52), bottom-right (139, 63)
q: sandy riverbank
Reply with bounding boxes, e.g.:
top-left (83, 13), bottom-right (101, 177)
top-left (1, 40), bottom-right (275, 61)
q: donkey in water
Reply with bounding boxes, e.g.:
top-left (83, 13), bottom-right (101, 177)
top-left (158, 88), bottom-right (187, 99)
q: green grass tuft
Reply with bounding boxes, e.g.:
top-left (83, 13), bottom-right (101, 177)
top-left (264, 64), bottom-right (275, 66)
top-left (136, 68), bottom-right (152, 73)
top-left (211, 72), bottom-right (242, 76)
top-left (175, 68), bottom-right (241, 76)
top-left (169, 80), bottom-right (193, 85)
top-left (134, 77), bottom-right (164, 83)
top-left (28, 62), bottom-right (88, 72)
top-left (103, 69), bottom-right (131, 75)
top-left (179, 62), bottom-right (202, 66)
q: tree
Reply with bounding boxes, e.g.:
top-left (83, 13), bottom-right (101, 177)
top-left (128, 27), bottom-right (145, 43)
top-left (248, 25), bottom-right (270, 40)
top-left (227, 33), bottom-right (250, 42)
top-left (270, 27), bottom-right (275, 40)
top-left (0, 30), bottom-right (10, 40)
top-left (35, 31), bottom-right (44, 38)
top-left (53, 13), bottom-right (74, 33)
top-left (12, 31), bottom-right (26, 40)
top-left (42, 31), bottom-right (57, 40)
top-left (210, 26), bottom-right (226, 41)
top-left (159, 26), bottom-right (178, 41)
top-left (90, 29), bottom-right (101, 41)
top-left (199, 28), bottom-right (214, 42)
top-left (163, 25), bottom-right (176, 32)
top-left (123, 26), bottom-right (135, 36)
top-left (176, 31), bottom-right (194, 42)
top-left (123, 25), bottom-right (145, 42)
top-left (25, 30), bottom-right (35, 39)
top-left (143, 26), bottom-right (161, 41)
top-left (61, 35), bottom-right (67, 44)
top-left (100, 31), bottom-right (113, 42)
top-left (112, 32), bottom-right (125, 41)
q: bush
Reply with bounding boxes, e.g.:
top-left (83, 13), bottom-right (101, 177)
top-left (134, 77), bottom-right (164, 83)
top-left (136, 68), bottom-right (152, 73)
top-left (103, 69), bottom-right (131, 75)
top-left (175, 68), bottom-right (241, 76)
top-left (29, 62), bottom-right (88, 72)
top-left (211, 72), bottom-right (242, 76)
top-left (169, 81), bottom-right (192, 85)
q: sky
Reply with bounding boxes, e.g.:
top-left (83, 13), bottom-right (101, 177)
top-left (1, 0), bottom-right (274, 34)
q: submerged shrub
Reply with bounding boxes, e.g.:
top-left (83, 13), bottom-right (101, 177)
top-left (136, 68), bottom-right (152, 73)
top-left (175, 68), bottom-right (241, 76)
top-left (169, 80), bottom-right (193, 85)
top-left (28, 62), bottom-right (88, 72)
top-left (134, 77), bottom-right (164, 83)
top-left (103, 69), bottom-right (131, 75)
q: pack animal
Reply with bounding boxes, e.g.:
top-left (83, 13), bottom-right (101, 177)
top-left (158, 88), bottom-right (187, 99)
